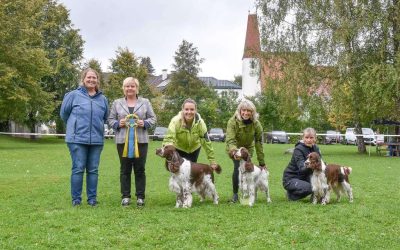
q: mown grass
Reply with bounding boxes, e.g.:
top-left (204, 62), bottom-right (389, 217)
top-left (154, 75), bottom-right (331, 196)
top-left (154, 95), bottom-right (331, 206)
top-left (0, 135), bottom-right (399, 249)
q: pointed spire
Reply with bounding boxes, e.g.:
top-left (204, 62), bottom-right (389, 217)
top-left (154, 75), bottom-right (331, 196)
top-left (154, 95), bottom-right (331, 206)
top-left (243, 14), bottom-right (261, 59)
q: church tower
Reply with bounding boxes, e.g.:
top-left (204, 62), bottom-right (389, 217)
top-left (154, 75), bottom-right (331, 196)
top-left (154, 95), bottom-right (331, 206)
top-left (242, 14), bottom-right (261, 97)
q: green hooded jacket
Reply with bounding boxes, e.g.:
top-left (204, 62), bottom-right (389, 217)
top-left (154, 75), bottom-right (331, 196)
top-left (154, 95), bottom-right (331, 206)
top-left (225, 115), bottom-right (265, 166)
top-left (163, 112), bottom-right (216, 164)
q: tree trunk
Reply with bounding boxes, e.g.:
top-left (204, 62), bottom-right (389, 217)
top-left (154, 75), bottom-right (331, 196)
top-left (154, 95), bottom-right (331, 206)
top-left (354, 125), bottom-right (366, 153)
top-left (28, 112), bottom-right (38, 140)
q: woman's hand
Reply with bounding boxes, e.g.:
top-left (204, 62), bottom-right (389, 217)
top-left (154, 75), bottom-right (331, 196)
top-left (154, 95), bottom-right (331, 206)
top-left (119, 119), bottom-right (126, 128)
top-left (136, 119), bottom-right (144, 127)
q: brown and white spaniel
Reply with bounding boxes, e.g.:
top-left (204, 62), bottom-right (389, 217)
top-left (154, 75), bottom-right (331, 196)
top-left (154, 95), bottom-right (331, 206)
top-left (155, 145), bottom-right (221, 208)
top-left (305, 152), bottom-right (353, 205)
top-left (229, 147), bottom-right (271, 206)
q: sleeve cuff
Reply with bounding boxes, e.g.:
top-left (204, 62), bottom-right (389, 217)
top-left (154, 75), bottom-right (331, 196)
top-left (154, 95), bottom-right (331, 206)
top-left (143, 121), bottom-right (150, 130)
top-left (113, 122), bottom-right (119, 130)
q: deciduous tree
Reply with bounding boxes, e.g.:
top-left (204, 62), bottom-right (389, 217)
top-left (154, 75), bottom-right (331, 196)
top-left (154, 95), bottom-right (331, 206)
top-left (257, 0), bottom-right (400, 152)
top-left (105, 47), bottom-right (154, 103)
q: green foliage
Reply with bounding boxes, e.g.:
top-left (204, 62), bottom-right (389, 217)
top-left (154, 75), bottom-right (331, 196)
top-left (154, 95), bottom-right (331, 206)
top-left (233, 74), bottom-right (242, 86)
top-left (256, 0), bottom-right (400, 152)
top-left (0, 0), bottom-right (84, 133)
top-left (1, 135), bottom-right (399, 248)
top-left (105, 47), bottom-right (154, 103)
top-left (172, 40), bottom-right (204, 76)
top-left (360, 63), bottom-right (400, 122)
top-left (0, 0), bottom-right (52, 129)
top-left (140, 56), bottom-right (155, 75)
top-left (214, 91), bottom-right (239, 129)
top-left (38, 0), bottom-right (83, 133)
top-left (162, 41), bottom-right (220, 129)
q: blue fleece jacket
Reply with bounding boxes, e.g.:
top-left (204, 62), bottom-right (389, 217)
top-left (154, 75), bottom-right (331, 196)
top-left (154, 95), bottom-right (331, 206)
top-left (60, 86), bottom-right (109, 145)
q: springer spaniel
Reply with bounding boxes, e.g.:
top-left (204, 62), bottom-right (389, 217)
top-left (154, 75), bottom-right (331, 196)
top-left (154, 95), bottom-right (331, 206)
top-left (305, 152), bottom-right (353, 205)
top-left (230, 147), bottom-right (271, 206)
top-left (155, 145), bottom-right (221, 208)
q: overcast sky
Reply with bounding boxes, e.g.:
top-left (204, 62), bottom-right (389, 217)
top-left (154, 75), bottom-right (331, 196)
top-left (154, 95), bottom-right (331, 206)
top-left (59, 0), bottom-right (256, 80)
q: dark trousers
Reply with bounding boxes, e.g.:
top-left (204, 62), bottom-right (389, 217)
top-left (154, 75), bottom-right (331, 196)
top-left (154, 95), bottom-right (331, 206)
top-left (117, 143), bottom-right (148, 199)
top-left (283, 178), bottom-right (312, 201)
top-left (176, 147), bottom-right (201, 163)
top-left (232, 159), bottom-right (240, 194)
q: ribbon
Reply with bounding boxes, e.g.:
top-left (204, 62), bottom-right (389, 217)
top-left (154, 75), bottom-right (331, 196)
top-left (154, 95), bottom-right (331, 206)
top-left (122, 114), bottom-right (140, 158)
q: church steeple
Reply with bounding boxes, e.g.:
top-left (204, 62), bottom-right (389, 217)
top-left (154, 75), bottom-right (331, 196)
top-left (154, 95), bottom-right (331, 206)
top-left (243, 14), bottom-right (261, 59)
top-left (241, 13), bottom-right (262, 97)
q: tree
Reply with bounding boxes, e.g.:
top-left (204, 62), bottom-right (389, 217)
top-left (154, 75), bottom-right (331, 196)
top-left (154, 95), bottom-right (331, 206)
top-left (83, 58), bottom-right (104, 87)
top-left (214, 91), bottom-right (239, 128)
top-left (163, 40), bottom-right (218, 127)
top-left (0, 0), bottom-right (54, 135)
top-left (257, 0), bottom-right (400, 153)
top-left (233, 75), bottom-right (242, 86)
top-left (39, 0), bottom-right (84, 134)
top-left (105, 47), bottom-right (154, 103)
top-left (140, 57), bottom-right (155, 75)
top-left (172, 40), bottom-right (204, 76)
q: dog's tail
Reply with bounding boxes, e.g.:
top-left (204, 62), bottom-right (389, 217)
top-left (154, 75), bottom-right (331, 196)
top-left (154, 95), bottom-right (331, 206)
top-left (213, 164), bottom-right (222, 174)
top-left (341, 166), bottom-right (352, 175)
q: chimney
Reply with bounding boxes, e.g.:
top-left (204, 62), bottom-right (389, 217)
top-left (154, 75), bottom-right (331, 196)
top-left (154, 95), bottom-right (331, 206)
top-left (162, 69), bottom-right (168, 80)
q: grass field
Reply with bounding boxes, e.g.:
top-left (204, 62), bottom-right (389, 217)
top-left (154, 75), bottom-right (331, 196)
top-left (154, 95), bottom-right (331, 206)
top-left (0, 135), bottom-right (399, 249)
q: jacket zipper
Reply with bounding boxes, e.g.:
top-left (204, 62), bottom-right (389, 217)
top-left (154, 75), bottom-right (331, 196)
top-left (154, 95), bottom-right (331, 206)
top-left (89, 98), bottom-right (93, 144)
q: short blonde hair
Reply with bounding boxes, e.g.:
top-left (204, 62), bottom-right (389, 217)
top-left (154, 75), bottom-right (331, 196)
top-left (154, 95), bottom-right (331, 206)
top-left (80, 68), bottom-right (100, 91)
top-left (303, 127), bottom-right (316, 137)
top-left (122, 77), bottom-right (140, 95)
top-left (234, 99), bottom-right (259, 121)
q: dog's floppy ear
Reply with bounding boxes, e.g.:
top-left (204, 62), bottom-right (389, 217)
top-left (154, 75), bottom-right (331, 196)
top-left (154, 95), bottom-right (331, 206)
top-left (241, 149), bottom-right (250, 161)
top-left (168, 151), bottom-right (182, 173)
top-left (228, 149), bottom-right (237, 160)
top-left (309, 153), bottom-right (322, 171)
top-left (244, 161), bottom-right (254, 172)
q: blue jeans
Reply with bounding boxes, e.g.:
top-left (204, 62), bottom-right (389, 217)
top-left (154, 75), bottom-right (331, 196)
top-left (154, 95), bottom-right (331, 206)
top-left (67, 143), bottom-right (103, 203)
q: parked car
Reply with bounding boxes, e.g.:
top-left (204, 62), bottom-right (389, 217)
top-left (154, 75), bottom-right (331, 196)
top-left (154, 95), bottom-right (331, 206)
top-left (104, 124), bottom-right (114, 138)
top-left (323, 130), bottom-right (342, 144)
top-left (152, 126), bottom-right (168, 141)
top-left (208, 128), bottom-right (225, 142)
top-left (345, 128), bottom-right (376, 145)
top-left (266, 131), bottom-right (289, 144)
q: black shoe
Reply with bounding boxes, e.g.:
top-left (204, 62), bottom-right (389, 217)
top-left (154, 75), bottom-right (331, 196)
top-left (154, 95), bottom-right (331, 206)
top-left (229, 193), bottom-right (238, 203)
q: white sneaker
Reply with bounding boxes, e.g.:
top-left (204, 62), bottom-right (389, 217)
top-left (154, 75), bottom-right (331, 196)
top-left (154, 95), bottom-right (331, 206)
top-left (136, 198), bottom-right (145, 207)
top-left (121, 198), bottom-right (131, 206)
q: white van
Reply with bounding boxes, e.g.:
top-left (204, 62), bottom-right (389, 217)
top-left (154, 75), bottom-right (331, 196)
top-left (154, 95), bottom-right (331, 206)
top-left (345, 128), bottom-right (376, 145)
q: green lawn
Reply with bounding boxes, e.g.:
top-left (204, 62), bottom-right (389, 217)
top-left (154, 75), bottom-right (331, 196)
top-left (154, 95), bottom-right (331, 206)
top-left (0, 135), bottom-right (399, 249)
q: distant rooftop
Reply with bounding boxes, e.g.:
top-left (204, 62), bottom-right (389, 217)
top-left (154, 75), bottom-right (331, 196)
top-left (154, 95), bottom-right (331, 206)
top-left (147, 73), bottom-right (241, 90)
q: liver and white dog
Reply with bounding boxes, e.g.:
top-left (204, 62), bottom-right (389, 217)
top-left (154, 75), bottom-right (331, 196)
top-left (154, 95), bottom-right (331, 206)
top-left (305, 152), bottom-right (353, 205)
top-left (229, 147), bottom-right (271, 206)
top-left (156, 145), bottom-right (221, 208)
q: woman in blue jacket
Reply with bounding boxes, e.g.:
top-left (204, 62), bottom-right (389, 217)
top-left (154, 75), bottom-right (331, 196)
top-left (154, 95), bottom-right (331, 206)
top-left (60, 68), bottom-right (109, 206)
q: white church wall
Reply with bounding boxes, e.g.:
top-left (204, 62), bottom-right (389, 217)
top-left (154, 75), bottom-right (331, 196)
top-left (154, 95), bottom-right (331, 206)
top-left (242, 58), bottom-right (261, 97)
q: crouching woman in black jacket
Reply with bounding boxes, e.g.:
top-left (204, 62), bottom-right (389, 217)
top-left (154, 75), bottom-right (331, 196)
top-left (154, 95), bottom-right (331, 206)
top-left (282, 128), bottom-right (321, 201)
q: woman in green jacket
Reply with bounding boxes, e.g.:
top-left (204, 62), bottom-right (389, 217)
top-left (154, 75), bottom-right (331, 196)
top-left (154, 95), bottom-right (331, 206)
top-left (163, 98), bottom-right (218, 168)
top-left (226, 99), bottom-right (266, 203)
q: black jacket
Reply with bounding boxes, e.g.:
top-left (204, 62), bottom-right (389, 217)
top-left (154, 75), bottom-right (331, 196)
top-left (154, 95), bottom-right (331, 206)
top-left (282, 141), bottom-right (321, 184)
